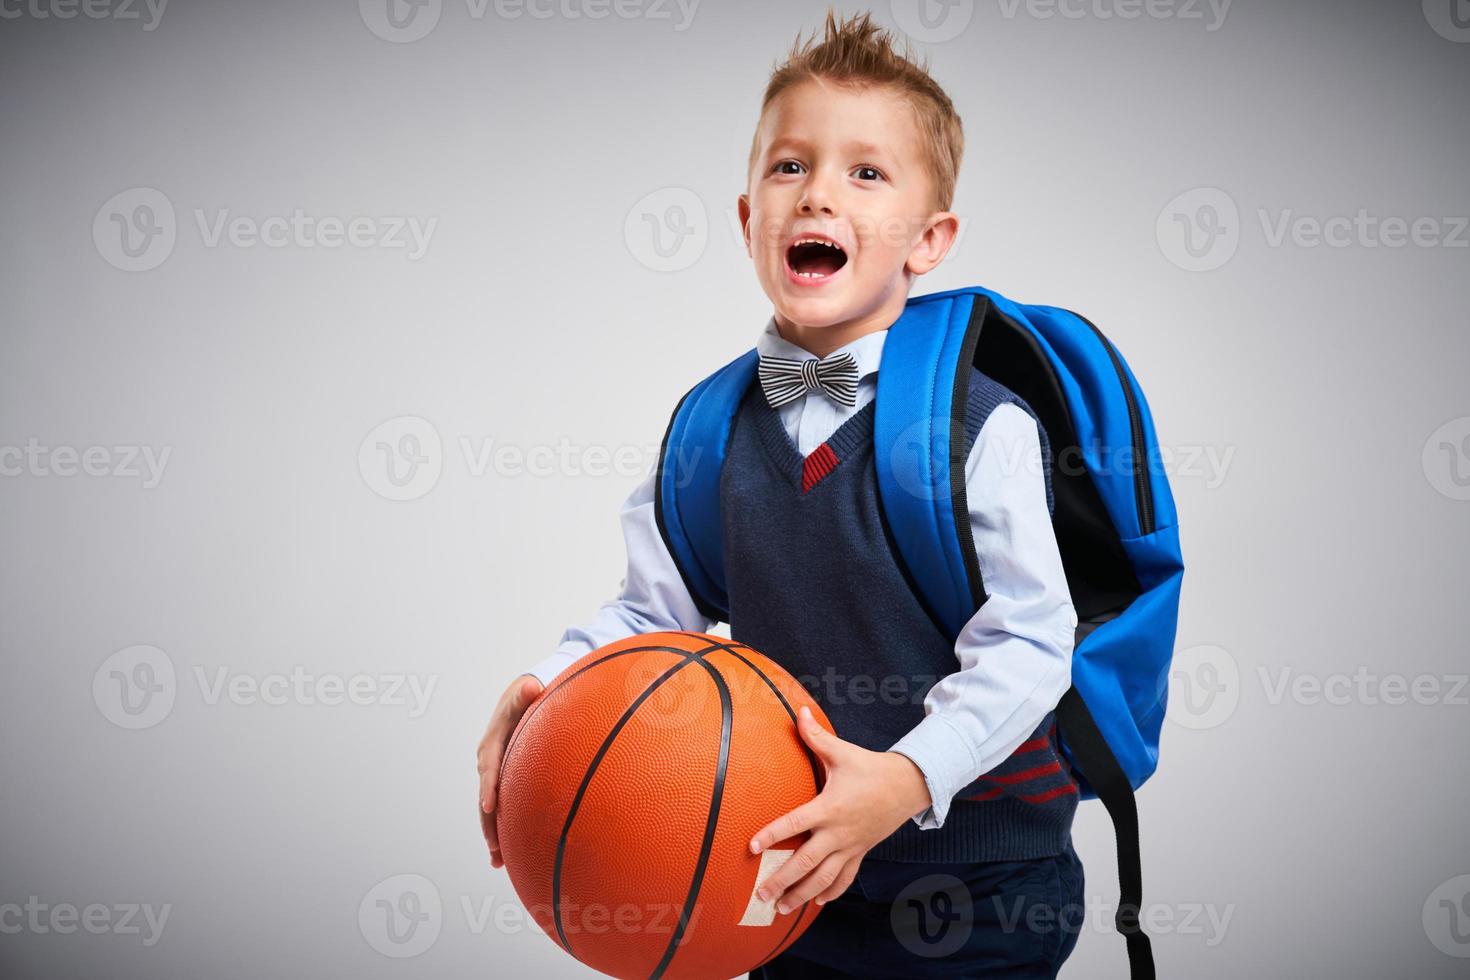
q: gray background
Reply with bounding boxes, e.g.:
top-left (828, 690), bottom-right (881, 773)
top-left (2, 0), bottom-right (1468, 977)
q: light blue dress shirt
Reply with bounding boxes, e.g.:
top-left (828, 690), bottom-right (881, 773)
top-left (522, 317), bottom-right (1077, 831)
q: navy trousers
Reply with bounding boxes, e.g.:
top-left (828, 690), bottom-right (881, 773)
top-left (748, 843), bottom-right (1085, 979)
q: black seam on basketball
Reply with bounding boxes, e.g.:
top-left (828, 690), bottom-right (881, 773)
top-left (504, 643), bottom-right (714, 768)
top-left (650, 656), bottom-right (732, 980)
top-left (756, 901), bottom-right (812, 971)
top-left (551, 650), bottom-right (707, 957)
top-left (669, 630), bottom-right (754, 654)
top-left (717, 646), bottom-right (825, 792)
top-left (548, 641), bottom-right (728, 959)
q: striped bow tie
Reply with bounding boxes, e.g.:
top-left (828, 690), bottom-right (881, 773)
top-left (757, 351), bottom-right (859, 409)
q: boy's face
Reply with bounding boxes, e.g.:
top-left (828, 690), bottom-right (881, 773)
top-left (739, 78), bottom-right (957, 343)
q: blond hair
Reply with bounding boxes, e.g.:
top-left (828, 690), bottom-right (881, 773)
top-left (748, 8), bottom-right (964, 213)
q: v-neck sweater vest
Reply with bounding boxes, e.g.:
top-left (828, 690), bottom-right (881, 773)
top-left (719, 373), bottom-right (1077, 863)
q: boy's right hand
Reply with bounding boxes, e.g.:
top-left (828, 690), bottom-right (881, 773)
top-left (478, 674), bottom-right (545, 869)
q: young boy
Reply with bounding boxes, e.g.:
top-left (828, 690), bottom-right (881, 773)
top-left (480, 10), bottom-right (1085, 977)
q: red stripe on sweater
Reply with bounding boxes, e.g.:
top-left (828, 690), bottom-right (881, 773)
top-left (1020, 783), bottom-right (1080, 805)
top-left (980, 761), bottom-right (1062, 786)
top-left (801, 443), bottom-right (840, 493)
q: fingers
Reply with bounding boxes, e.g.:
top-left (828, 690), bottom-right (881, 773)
top-left (814, 862), bottom-right (858, 906)
top-left (479, 676), bottom-right (544, 812)
top-left (513, 675), bottom-right (543, 711)
top-left (794, 705), bottom-right (844, 780)
top-left (478, 733), bottom-right (504, 867)
top-left (770, 850), bottom-right (848, 915)
top-left (481, 803), bottom-right (503, 868)
top-left (478, 675), bottom-right (544, 869)
top-left (478, 738), bottom-right (503, 814)
top-left (754, 832), bottom-right (832, 909)
top-left (749, 797), bottom-right (823, 857)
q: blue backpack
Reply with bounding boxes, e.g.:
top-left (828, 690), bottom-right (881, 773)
top-left (654, 284), bottom-right (1183, 979)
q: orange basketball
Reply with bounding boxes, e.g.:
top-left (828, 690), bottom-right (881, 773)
top-left (497, 631), bottom-right (832, 979)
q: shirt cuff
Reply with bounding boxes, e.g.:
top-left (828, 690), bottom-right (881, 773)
top-left (521, 646), bottom-right (581, 689)
top-left (887, 712), bottom-right (978, 831)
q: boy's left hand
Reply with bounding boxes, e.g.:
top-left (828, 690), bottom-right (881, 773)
top-left (747, 704), bottom-right (933, 914)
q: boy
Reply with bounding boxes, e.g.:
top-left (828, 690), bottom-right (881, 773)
top-left (480, 10), bottom-right (1084, 977)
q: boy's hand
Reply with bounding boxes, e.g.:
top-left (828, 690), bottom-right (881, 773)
top-left (478, 674), bottom-right (544, 869)
top-left (747, 705), bottom-right (932, 913)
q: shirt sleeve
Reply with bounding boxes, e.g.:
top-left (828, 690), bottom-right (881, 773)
top-left (521, 466), bottom-right (716, 688)
top-left (887, 403), bottom-right (1078, 830)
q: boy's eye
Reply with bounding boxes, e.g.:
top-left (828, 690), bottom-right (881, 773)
top-left (774, 160), bottom-right (804, 175)
top-left (853, 166), bottom-right (883, 182)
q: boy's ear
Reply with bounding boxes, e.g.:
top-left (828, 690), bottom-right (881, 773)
top-left (737, 193), bottom-right (753, 256)
top-left (906, 211), bottom-right (961, 276)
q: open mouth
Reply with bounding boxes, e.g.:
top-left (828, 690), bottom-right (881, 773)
top-left (785, 237), bottom-right (848, 281)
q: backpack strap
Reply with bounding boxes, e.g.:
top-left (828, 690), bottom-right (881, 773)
top-left (654, 347), bottom-right (759, 623)
top-left (872, 290), bottom-right (991, 637)
top-left (1056, 688), bottom-right (1156, 979)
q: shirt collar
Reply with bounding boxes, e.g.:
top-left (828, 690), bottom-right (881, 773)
top-left (755, 317), bottom-right (888, 381)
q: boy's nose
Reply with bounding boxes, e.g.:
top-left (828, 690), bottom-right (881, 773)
top-left (798, 178), bottom-right (838, 216)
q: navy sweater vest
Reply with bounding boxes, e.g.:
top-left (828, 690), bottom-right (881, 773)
top-left (719, 370), bottom-right (1078, 862)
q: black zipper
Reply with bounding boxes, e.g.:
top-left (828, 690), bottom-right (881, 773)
top-left (1066, 309), bottom-right (1155, 536)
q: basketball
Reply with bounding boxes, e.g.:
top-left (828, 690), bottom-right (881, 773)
top-left (496, 631), bottom-right (832, 979)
